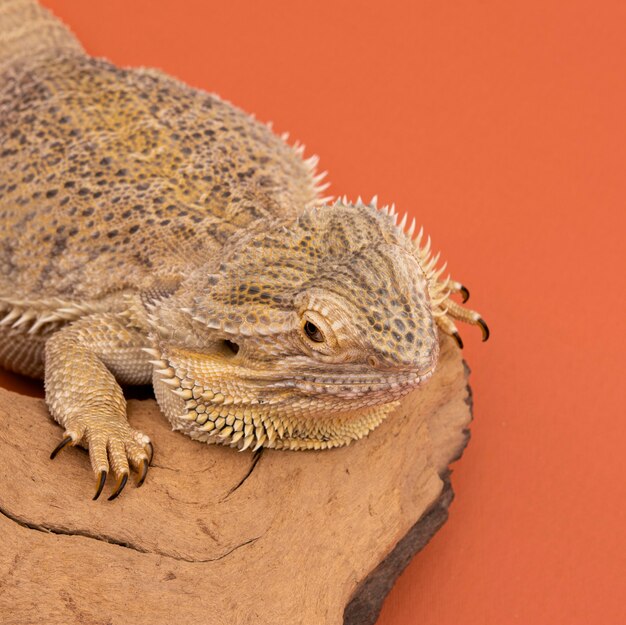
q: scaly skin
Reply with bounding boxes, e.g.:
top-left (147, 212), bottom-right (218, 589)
top-left (0, 1), bottom-right (488, 500)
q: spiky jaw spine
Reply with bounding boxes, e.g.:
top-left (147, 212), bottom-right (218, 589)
top-left (148, 346), bottom-right (421, 452)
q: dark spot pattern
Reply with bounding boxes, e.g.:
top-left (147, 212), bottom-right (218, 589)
top-left (0, 54), bottom-right (318, 297)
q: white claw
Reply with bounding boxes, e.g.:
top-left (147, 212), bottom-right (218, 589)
top-left (389, 203), bottom-right (396, 216)
top-left (156, 367), bottom-right (175, 377)
top-left (161, 378), bottom-right (180, 387)
top-left (141, 347), bottom-right (160, 358)
top-left (356, 195), bottom-right (363, 206)
top-left (398, 213), bottom-right (408, 231)
top-left (369, 194), bottom-right (378, 208)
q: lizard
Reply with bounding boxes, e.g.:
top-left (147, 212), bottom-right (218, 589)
top-left (0, 0), bottom-right (488, 501)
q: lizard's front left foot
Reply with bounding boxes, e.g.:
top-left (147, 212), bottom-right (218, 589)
top-left (45, 313), bottom-right (155, 500)
top-left (49, 412), bottom-right (152, 501)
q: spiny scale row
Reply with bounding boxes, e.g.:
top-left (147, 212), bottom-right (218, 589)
top-left (274, 129), bottom-right (332, 202)
top-left (144, 347), bottom-right (393, 451)
top-left (145, 348), bottom-right (282, 452)
top-left (0, 297), bottom-right (104, 335)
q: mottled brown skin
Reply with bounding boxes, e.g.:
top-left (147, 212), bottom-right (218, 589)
top-left (0, 1), bottom-right (487, 500)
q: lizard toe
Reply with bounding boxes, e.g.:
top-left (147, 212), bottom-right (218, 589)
top-left (125, 437), bottom-right (152, 487)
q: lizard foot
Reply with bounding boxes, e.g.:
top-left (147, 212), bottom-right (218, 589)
top-left (430, 277), bottom-right (489, 348)
top-left (434, 292), bottom-right (489, 348)
top-left (409, 226), bottom-right (489, 347)
top-left (49, 416), bottom-right (152, 501)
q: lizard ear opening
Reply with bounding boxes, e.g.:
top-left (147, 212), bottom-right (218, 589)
top-left (221, 339), bottom-right (240, 356)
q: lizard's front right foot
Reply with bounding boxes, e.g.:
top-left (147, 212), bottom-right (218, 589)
top-left (434, 281), bottom-right (490, 349)
top-left (49, 414), bottom-right (153, 501)
top-left (411, 227), bottom-right (489, 347)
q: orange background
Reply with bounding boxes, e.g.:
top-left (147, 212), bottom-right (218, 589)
top-left (2, 1), bottom-right (624, 623)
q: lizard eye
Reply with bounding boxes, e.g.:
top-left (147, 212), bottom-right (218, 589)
top-left (303, 320), bottom-right (324, 343)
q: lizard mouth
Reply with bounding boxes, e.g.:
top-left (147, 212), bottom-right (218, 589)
top-left (152, 340), bottom-right (437, 409)
top-left (265, 366), bottom-right (435, 398)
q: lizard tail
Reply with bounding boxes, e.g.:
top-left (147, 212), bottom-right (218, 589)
top-left (0, 0), bottom-right (84, 70)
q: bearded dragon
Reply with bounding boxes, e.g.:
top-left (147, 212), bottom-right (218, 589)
top-left (0, 0), bottom-right (488, 501)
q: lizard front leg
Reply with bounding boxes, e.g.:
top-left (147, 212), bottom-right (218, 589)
top-left (45, 313), bottom-right (153, 500)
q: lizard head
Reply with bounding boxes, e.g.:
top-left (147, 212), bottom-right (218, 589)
top-left (148, 199), bottom-right (448, 451)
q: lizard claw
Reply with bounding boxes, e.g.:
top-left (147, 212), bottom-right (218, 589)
top-left (50, 435), bottom-right (74, 460)
top-left (433, 286), bottom-right (489, 345)
top-left (136, 458), bottom-right (149, 487)
top-left (477, 317), bottom-right (490, 342)
top-left (108, 473), bottom-right (129, 501)
top-left (447, 280), bottom-right (470, 303)
top-left (93, 469), bottom-right (107, 500)
top-left (145, 441), bottom-right (154, 465)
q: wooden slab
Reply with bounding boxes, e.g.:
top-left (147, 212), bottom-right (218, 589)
top-left (0, 335), bottom-right (472, 625)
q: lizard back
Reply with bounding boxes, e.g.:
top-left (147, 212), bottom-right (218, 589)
top-left (0, 1), bottom-right (322, 303)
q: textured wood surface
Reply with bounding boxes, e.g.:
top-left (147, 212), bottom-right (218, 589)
top-left (0, 336), bottom-right (472, 625)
